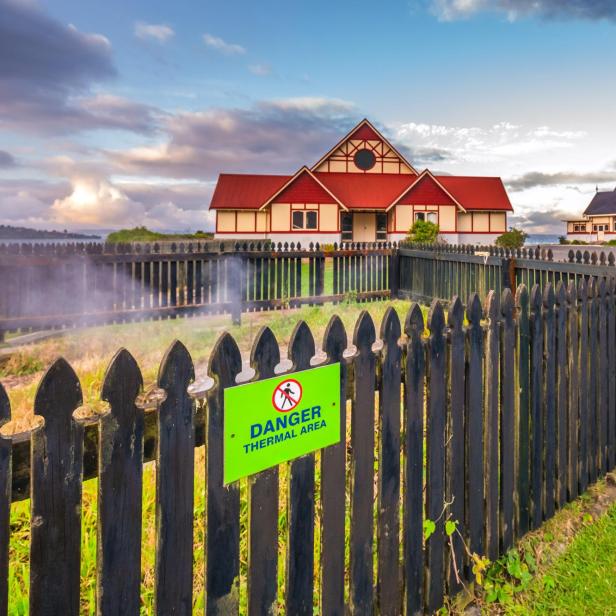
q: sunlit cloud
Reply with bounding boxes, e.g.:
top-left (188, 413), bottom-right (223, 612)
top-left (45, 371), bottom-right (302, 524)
top-left (134, 22), bottom-right (175, 42)
top-left (202, 33), bottom-right (246, 55)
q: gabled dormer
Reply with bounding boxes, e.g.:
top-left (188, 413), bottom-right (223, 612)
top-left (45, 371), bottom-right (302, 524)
top-left (311, 119), bottom-right (418, 175)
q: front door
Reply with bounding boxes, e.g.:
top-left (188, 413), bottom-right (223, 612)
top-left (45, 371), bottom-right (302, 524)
top-left (353, 213), bottom-right (376, 242)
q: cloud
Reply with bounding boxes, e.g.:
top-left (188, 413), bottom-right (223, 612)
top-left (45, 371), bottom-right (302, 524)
top-left (202, 33), bottom-right (246, 55)
top-left (507, 167), bottom-right (616, 191)
top-left (248, 63), bottom-right (272, 77)
top-left (134, 22), bottom-right (174, 42)
top-left (0, 150), bottom-right (16, 168)
top-left (0, 179), bottom-right (71, 226)
top-left (427, 0), bottom-right (616, 21)
top-left (508, 208), bottom-right (572, 234)
top-left (0, 0), bottom-right (163, 135)
top-left (107, 97), bottom-right (359, 179)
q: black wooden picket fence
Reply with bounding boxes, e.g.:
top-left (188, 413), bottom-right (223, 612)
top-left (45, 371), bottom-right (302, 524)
top-left (0, 241), bottom-right (393, 337)
top-left (2, 275), bottom-right (616, 614)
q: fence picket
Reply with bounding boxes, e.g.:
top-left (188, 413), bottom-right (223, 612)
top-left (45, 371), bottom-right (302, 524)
top-left (404, 304), bottom-right (425, 616)
top-left (543, 284), bottom-right (556, 520)
top-left (205, 333), bottom-right (242, 615)
top-left (579, 278), bottom-right (589, 493)
top-left (466, 294), bottom-right (484, 556)
top-left (320, 316), bottom-right (348, 615)
top-left (286, 321), bottom-right (316, 615)
top-left (588, 279), bottom-right (598, 484)
top-left (446, 297), bottom-right (465, 592)
top-left (30, 359), bottom-right (83, 616)
top-left (566, 282), bottom-right (579, 500)
top-left (0, 385), bottom-right (8, 616)
top-left (598, 279), bottom-right (608, 475)
top-left (350, 311), bottom-right (376, 614)
top-left (377, 307), bottom-right (402, 615)
top-left (98, 350), bottom-right (144, 615)
top-left (555, 282), bottom-right (568, 508)
top-left (155, 341), bottom-right (195, 615)
top-left (500, 289), bottom-right (515, 551)
top-left (247, 327), bottom-right (280, 616)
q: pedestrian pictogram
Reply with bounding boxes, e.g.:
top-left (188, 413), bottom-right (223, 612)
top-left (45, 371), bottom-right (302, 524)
top-left (272, 378), bottom-right (302, 412)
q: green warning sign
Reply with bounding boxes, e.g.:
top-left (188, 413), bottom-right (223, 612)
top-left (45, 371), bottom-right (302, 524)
top-left (223, 363), bottom-right (341, 484)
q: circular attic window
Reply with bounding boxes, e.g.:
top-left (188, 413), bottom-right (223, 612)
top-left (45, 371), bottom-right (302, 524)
top-left (354, 148), bottom-right (376, 171)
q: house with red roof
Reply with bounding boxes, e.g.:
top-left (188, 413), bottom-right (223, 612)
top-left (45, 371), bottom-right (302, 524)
top-left (209, 119), bottom-right (513, 244)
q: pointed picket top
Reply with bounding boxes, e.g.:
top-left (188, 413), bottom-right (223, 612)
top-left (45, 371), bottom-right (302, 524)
top-left (555, 281), bottom-right (566, 307)
top-left (501, 287), bottom-right (514, 324)
top-left (404, 302), bottom-right (425, 339)
top-left (515, 284), bottom-right (529, 310)
top-left (530, 284), bottom-right (542, 314)
top-left (289, 320), bottom-right (315, 371)
top-left (567, 279), bottom-right (577, 304)
top-left (588, 276), bottom-right (597, 300)
top-left (158, 339), bottom-right (194, 390)
top-left (250, 326), bottom-right (280, 380)
top-left (102, 348), bottom-right (143, 414)
top-left (578, 276), bottom-right (588, 303)
top-left (427, 299), bottom-right (445, 337)
top-left (323, 314), bottom-right (348, 363)
top-left (34, 357), bottom-right (82, 423)
top-left (208, 331), bottom-right (243, 388)
top-left (485, 290), bottom-right (500, 323)
top-left (598, 277), bottom-right (607, 300)
top-left (447, 296), bottom-right (464, 331)
top-left (467, 293), bottom-right (483, 327)
top-left (542, 282), bottom-right (555, 309)
top-left (353, 310), bottom-right (376, 354)
top-left (379, 305), bottom-right (401, 348)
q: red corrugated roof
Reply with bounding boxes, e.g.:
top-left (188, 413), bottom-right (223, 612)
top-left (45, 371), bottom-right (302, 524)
top-left (274, 171), bottom-right (336, 204)
top-left (209, 171), bottom-right (513, 212)
top-left (315, 172), bottom-right (416, 209)
top-left (209, 174), bottom-right (290, 209)
top-left (397, 174), bottom-right (457, 206)
top-left (435, 176), bottom-right (513, 211)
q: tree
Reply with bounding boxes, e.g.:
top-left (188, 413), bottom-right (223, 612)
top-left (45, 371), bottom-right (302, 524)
top-left (495, 227), bottom-right (528, 249)
top-left (407, 219), bottom-right (439, 243)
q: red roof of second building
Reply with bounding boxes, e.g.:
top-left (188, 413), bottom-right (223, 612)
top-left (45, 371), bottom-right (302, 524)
top-left (209, 171), bottom-right (513, 212)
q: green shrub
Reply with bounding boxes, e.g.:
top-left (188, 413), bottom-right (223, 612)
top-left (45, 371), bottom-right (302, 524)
top-left (106, 226), bottom-right (213, 243)
top-left (495, 228), bottom-right (528, 249)
top-left (407, 220), bottom-right (439, 243)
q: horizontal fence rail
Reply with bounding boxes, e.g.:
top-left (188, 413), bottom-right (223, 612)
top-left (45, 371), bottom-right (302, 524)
top-left (2, 279), bottom-right (616, 613)
top-left (0, 241), bottom-right (394, 337)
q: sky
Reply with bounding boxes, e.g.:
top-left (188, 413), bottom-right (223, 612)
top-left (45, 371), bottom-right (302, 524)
top-left (1, 0), bottom-right (616, 234)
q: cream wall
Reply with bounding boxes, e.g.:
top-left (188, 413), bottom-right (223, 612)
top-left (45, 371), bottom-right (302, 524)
top-left (472, 213), bottom-right (490, 232)
top-left (217, 211), bottom-right (236, 232)
top-left (439, 206), bottom-right (457, 232)
top-left (395, 205), bottom-right (413, 232)
top-left (320, 203), bottom-right (339, 231)
top-left (236, 212), bottom-right (255, 232)
top-left (489, 212), bottom-right (507, 233)
top-left (271, 203), bottom-right (290, 232)
top-left (315, 139), bottom-right (414, 174)
top-left (256, 212), bottom-right (268, 232)
top-left (457, 213), bottom-right (472, 232)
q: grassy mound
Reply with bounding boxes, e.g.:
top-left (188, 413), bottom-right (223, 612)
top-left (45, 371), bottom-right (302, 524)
top-left (106, 226), bottom-right (213, 243)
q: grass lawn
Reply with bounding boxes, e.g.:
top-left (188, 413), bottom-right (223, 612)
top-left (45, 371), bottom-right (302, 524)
top-left (2, 297), bottom-right (416, 614)
top-left (511, 499), bottom-right (616, 615)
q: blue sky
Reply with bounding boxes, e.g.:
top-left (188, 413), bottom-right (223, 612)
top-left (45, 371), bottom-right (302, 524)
top-left (1, 0), bottom-right (616, 232)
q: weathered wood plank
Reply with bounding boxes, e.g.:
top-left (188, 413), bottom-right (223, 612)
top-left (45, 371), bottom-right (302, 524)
top-left (447, 297), bottom-right (465, 592)
top-left (377, 307), bottom-right (401, 615)
top-left (543, 285), bottom-right (556, 520)
top-left (588, 279), bottom-right (598, 484)
top-left (555, 282), bottom-right (568, 508)
top-left (578, 278), bottom-right (589, 493)
top-left (566, 282), bottom-right (579, 500)
top-left (350, 311), bottom-right (376, 615)
top-left (598, 279), bottom-right (608, 475)
top-left (466, 294), bottom-right (484, 555)
top-left (404, 304), bottom-right (425, 616)
top-left (205, 333), bottom-right (242, 615)
top-left (500, 289), bottom-right (515, 550)
top-left (286, 321), bottom-right (316, 615)
top-left (515, 285), bottom-right (530, 537)
top-left (320, 316), bottom-right (348, 615)
top-left (155, 341), bottom-right (195, 615)
top-left (97, 349), bottom-right (144, 616)
top-left (247, 327), bottom-right (280, 616)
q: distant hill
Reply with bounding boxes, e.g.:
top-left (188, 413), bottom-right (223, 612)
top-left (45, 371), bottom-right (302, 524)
top-left (0, 225), bottom-right (101, 240)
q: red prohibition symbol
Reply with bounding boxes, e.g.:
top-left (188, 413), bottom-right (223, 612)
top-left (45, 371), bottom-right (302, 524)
top-left (272, 378), bottom-right (303, 412)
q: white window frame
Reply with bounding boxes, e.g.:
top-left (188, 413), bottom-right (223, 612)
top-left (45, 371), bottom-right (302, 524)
top-left (292, 209), bottom-right (318, 231)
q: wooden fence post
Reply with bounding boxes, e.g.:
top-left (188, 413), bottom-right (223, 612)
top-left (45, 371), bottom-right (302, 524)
top-left (389, 248), bottom-right (399, 299)
top-left (377, 307), bottom-right (402, 615)
top-left (404, 304), bottom-right (425, 616)
top-left (350, 311), bottom-right (376, 615)
top-left (155, 341), bottom-right (195, 615)
top-left (30, 359), bottom-right (83, 616)
top-left (554, 282), bottom-right (568, 509)
top-left (320, 316), bottom-right (348, 615)
top-left (98, 349), bottom-right (144, 616)
top-left (578, 278), bottom-right (589, 493)
top-left (566, 281), bottom-right (579, 501)
top-left (286, 321), bottom-right (316, 615)
top-left (205, 333), bottom-right (242, 615)
top-left (247, 327), bottom-right (280, 616)
top-left (543, 284), bottom-right (556, 520)
top-left (0, 385), bottom-right (10, 616)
